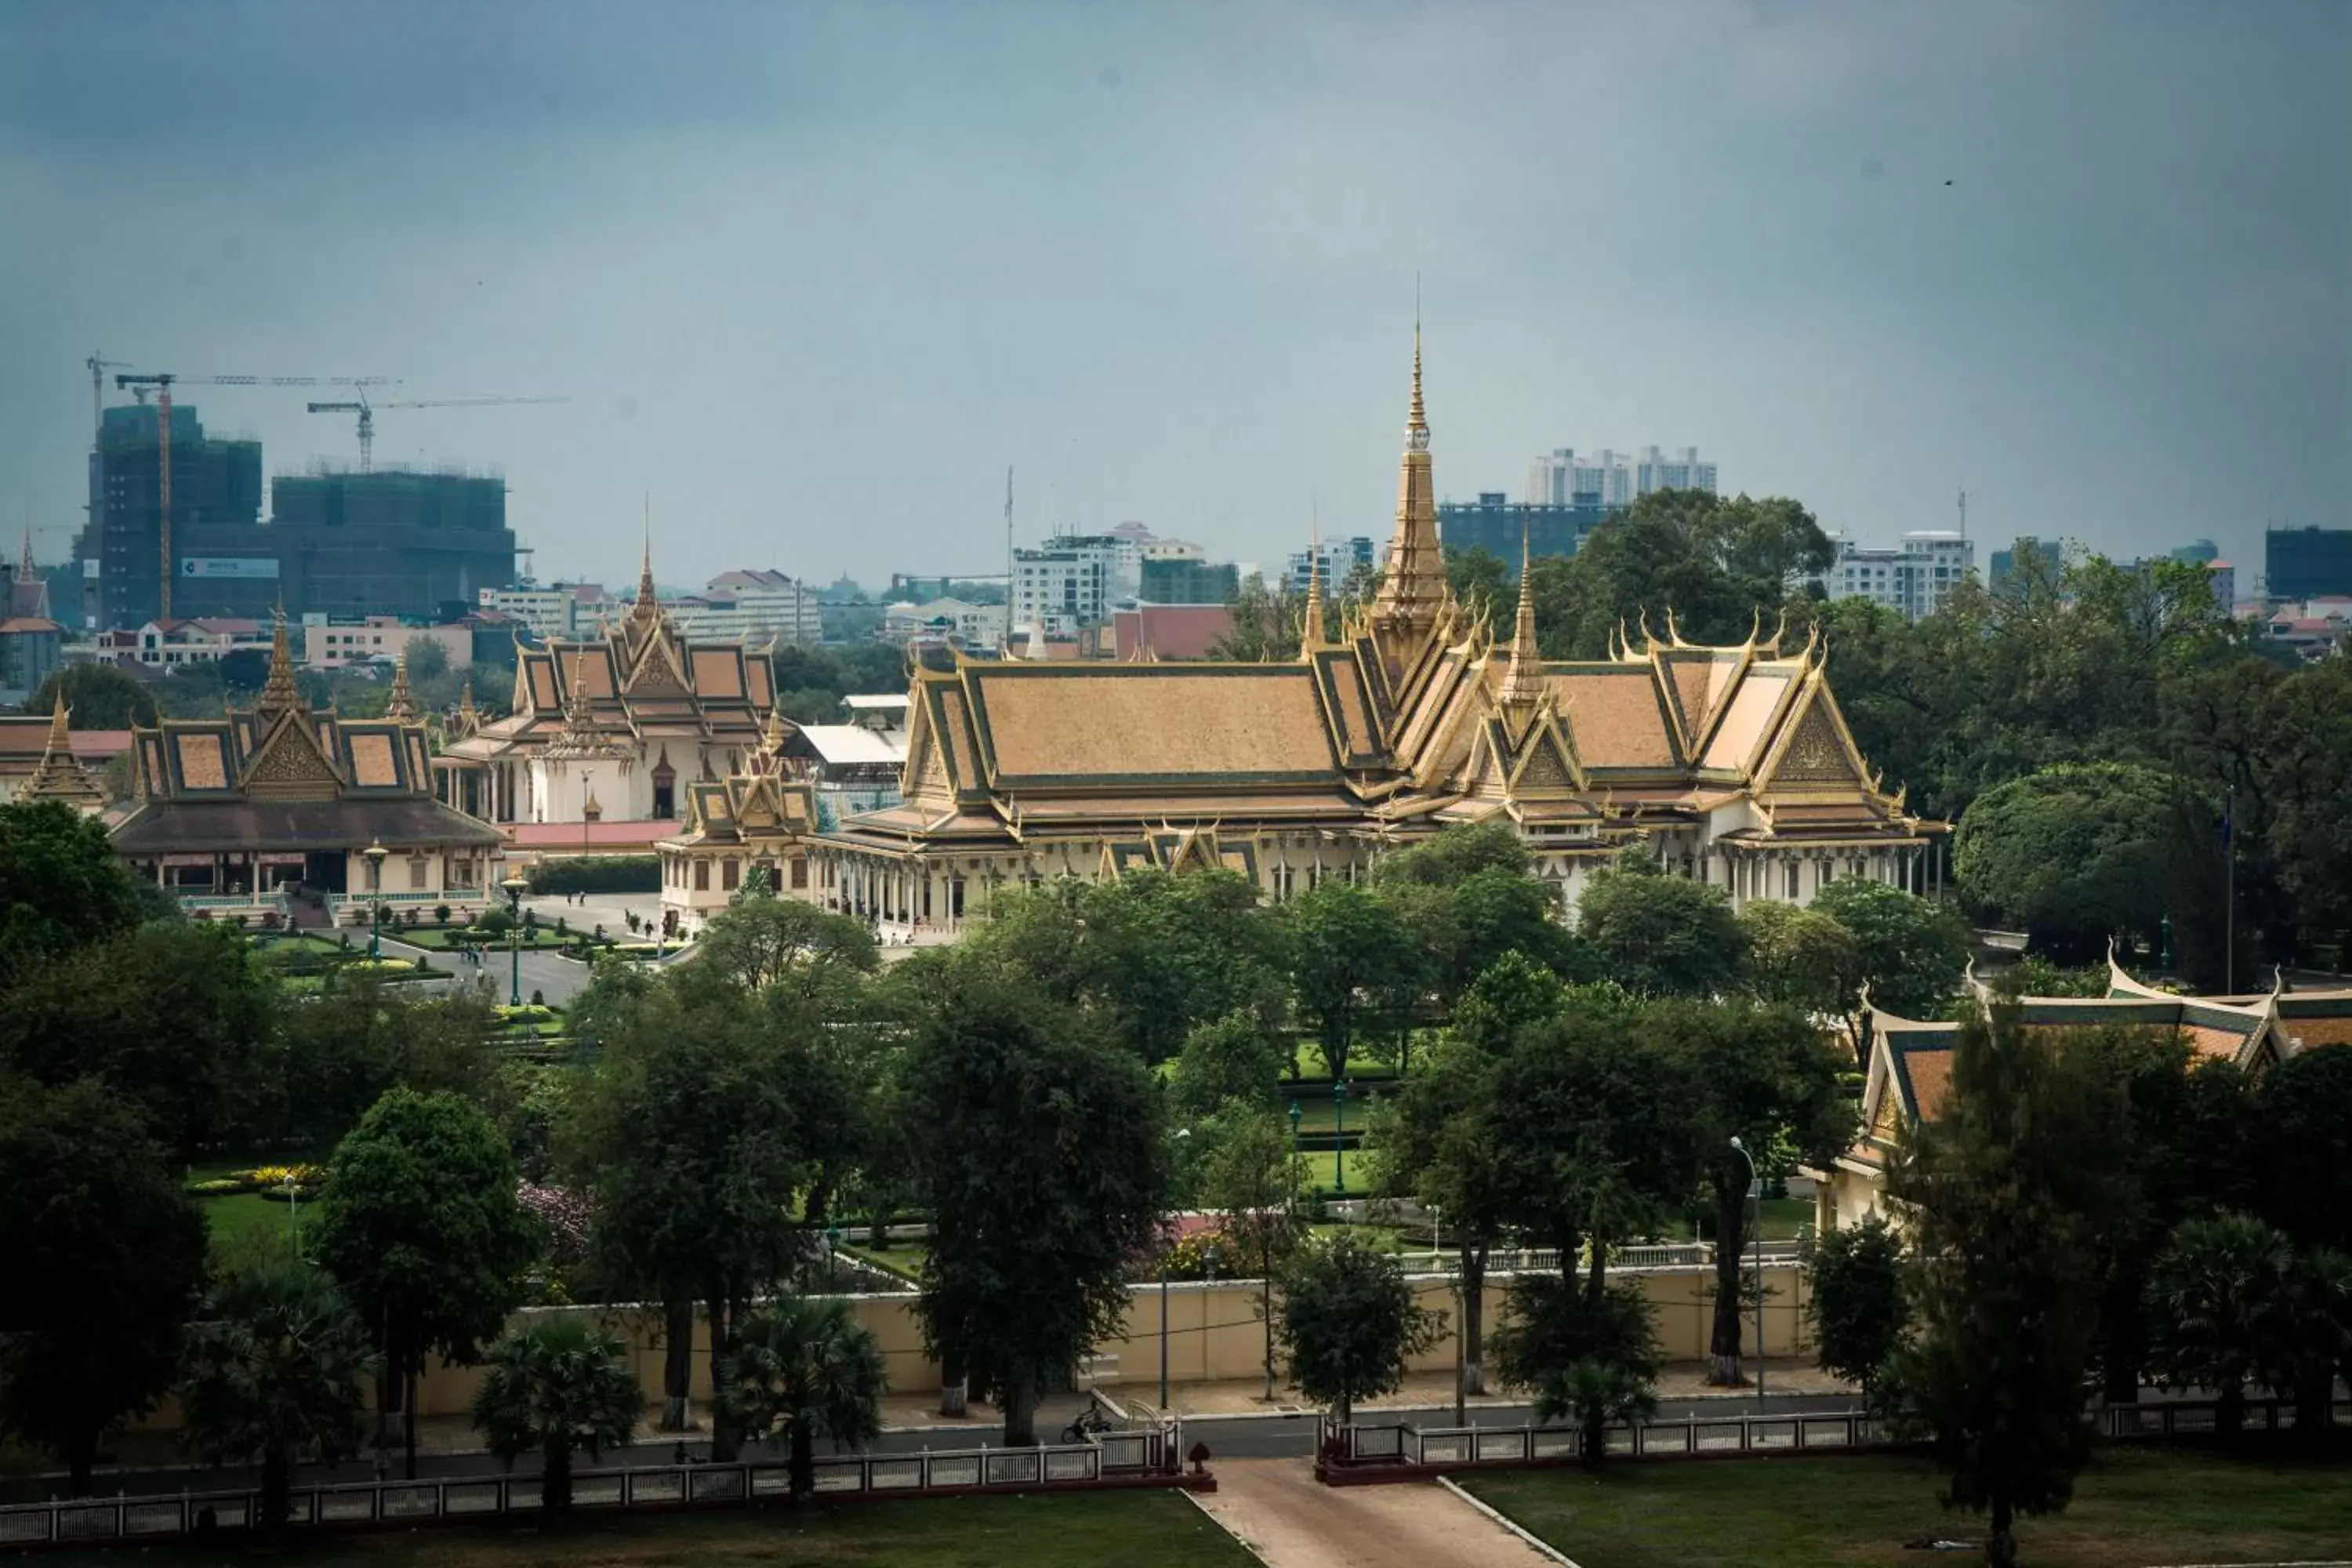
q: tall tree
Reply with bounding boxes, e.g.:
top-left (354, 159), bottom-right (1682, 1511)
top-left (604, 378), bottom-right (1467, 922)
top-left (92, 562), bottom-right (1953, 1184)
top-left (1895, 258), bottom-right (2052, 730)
top-left (694, 896), bottom-right (878, 1000)
top-left (724, 1297), bottom-right (887, 1499)
top-left (314, 1088), bottom-right (539, 1478)
top-left (180, 1265), bottom-right (379, 1537)
top-left (1737, 899), bottom-right (1859, 1021)
top-left (2251, 1043), bottom-right (2352, 1255)
top-left (1211, 573), bottom-right (1304, 662)
top-left (1276, 1233), bottom-right (1443, 1427)
top-left (1808, 1215), bottom-right (1908, 1414)
top-left (0, 1077), bottom-right (209, 1494)
top-left (1196, 1099), bottom-right (1308, 1400)
top-left (0, 798), bottom-right (144, 977)
top-left (1489, 1274), bottom-right (1663, 1469)
top-left (1809, 877), bottom-right (1970, 1048)
top-left (562, 973), bottom-right (831, 1453)
top-left (1955, 763), bottom-right (2175, 963)
top-left (902, 956), bottom-right (1166, 1446)
top-left (1664, 1000), bottom-right (1852, 1385)
top-left (470, 1316), bottom-right (642, 1520)
top-left (1283, 879), bottom-right (1421, 1079)
top-left (1168, 1010), bottom-right (1291, 1121)
top-left (1889, 1001), bottom-right (2130, 1568)
top-left (2144, 1214), bottom-right (2292, 1439)
top-left (1574, 851), bottom-right (1745, 998)
top-left (24, 662), bottom-right (157, 729)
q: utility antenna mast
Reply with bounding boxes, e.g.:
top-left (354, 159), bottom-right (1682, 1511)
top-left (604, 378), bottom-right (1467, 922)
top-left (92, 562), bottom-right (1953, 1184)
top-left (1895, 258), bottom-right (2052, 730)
top-left (1004, 466), bottom-right (1015, 653)
top-left (1957, 488), bottom-right (1968, 539)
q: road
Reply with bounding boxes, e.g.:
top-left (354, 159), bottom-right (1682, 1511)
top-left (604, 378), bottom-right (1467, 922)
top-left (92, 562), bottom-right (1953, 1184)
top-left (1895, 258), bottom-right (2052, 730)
top-left (42, 1391), bottom-right (1860, 1501)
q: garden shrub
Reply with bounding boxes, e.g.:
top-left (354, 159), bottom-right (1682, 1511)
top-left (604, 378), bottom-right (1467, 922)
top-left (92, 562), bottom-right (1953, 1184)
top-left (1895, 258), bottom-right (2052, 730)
top-left (525, 855), bottom-right (660, 895)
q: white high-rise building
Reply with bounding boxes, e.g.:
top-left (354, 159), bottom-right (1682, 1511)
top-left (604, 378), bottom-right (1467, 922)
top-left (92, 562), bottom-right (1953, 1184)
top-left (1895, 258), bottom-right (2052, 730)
top-left (1814, 531), bottom-right (1976, 622)
top-left (1014, 538), bottom-right (1120, 636)
top-left (668, 569), bottom-right (824, 646)
top-left (1526, 445), bottom-right (1718, 508)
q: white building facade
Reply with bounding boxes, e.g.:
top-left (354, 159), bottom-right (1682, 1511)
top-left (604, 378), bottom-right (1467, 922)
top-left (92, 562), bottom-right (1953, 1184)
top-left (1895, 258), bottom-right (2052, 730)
top-left (1527, 445), bottom-right (1719, 508)
top-left (670, 569), bottom-right (824, 647)
top-left (1815, 531), bottom-right (1976, 621)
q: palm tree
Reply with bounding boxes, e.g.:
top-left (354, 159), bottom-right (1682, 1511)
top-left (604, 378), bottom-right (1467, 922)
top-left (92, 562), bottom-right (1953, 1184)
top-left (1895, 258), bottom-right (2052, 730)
top-left (2278, 1247), bottom-right (2352, 1442)
top-left (470, 1316), bottom-right (642, 1519)
top-left (722, 1298), bottom-right (887, 1499)
top-left (2146, 1214), bottom-right (2291, 1437)
top-left (1534, 1359), bottom-right (1660, 1472)
top-left (180, 1265), bottom-right (379, 1538)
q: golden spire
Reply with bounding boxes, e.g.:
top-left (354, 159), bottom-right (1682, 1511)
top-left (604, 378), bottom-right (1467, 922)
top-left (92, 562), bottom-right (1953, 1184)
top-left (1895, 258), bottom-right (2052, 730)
top-left (454, 677), bottom-right (480, 735)
top-left (1300, 523), bottom-right (1327, 655)
top-left (1369, 318), bottom-right (1450, 649)
top-left (254, 601), bottom-right (303, 728)
top-left (1498, 521), bottom-right (1546, 713)
top-left (18, 519), bottom-right (31, 581)
top-left (631, 497), bottom-right (659, 624)
top-left (383, 646), bottom-right (418, 722)
top-left (25, 691), bottom-right (103, 808)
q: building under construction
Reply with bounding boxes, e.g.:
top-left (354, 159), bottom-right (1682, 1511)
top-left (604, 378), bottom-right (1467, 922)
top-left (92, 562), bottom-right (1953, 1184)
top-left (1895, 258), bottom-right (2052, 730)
top-left (75, 403), bottom-right (517, 628)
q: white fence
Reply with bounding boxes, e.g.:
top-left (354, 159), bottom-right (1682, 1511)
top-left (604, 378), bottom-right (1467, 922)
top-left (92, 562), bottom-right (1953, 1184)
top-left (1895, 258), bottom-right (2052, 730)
top-left (0, 1428), bottom-right (1178, 1551)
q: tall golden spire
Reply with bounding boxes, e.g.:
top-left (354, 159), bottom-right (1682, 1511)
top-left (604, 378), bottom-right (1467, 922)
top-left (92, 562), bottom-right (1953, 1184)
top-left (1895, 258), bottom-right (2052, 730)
top-left (453, 676), bottom-right (481, 736)
top-left (1300, 523), bottom-right (1327, 655)
top-left (1498, 522), bottom-right (1546, 713)
top-left (631, 496), bottom-right (659, 624)
top-left (1369, 318), bottom-right (1450, 651)
top-left (253, 602), bottom-right (303, 728)
top-left (383, 646), bottom-right (418, 722)
top-left (25, 691), bottom-right (103, 808)
top-left (18, 520), bottom-right (31, 581)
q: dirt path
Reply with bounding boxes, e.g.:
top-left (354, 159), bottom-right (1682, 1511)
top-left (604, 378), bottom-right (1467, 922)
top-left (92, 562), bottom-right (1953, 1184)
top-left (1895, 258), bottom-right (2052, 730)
top-left (1195, 1457), bottom-right (1562, 1567)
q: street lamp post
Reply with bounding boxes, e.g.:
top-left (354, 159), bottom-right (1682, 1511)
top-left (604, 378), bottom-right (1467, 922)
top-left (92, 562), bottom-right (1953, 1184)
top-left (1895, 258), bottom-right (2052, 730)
top-left (363, 840), bottom-right (388, 960)
top-left (1162, 1127), bottom-right (1190, 1414)
top-left (501, 873), bottom-right (529, 1007)
top-left (1730, 1137), bottom-right (1764, 1410)
top-left (1332, 1080), bottom-right (1348, 1199)
top-left (281, 1174), bottom-right (302, 1261)
top-left (826, 1221), bottom-right (843, 1294)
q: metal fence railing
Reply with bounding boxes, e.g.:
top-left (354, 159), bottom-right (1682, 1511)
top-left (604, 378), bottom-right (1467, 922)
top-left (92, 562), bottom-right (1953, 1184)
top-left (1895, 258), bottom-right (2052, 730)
top-left (0, 1434), bottom-right (1174, 1552)
top-left (1328, 1396), bottom-right (2347, 1475)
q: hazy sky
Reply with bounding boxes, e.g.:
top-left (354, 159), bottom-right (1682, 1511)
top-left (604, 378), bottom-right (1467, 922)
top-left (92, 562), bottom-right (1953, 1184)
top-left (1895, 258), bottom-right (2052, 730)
top-left (3, 1), bottom-right (2345, 593)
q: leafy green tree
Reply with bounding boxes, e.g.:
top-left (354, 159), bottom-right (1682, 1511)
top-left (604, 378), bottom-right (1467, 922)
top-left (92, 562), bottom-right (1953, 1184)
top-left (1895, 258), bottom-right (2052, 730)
top-left (1737, 899), bottom-right (1858, 1019)
top-left (0, 799), bottom-right (144, 978)
top-left (1530, 491), bottom-right (1832, 657)
top-left (2145, 1214), bottom-right (2291, 1438)
top-left (902, 956), bottom-right (1166, 1446)
top-left (1443, 546), bottom-right (1509, 631)
top-left (1889, 1001), bottom-right (2131, 1568)
top-left (2251, 1043), bottom-right (2352, 1254)
top-left (180, 1265), bottom-right (379, 1537)
top-left (1196, 1099), bottom-right (1308, 1400)
top-left (1574, 851), bottom-right (1744, 998)
top-left (1808, 1216), bottom-right (1908, 1414)
top-left (2276, 1247), bottom-right (2352, 1441)
top-left (1374, 822), bottom-right (1531, 888)
top-left (470, 1316), bottom-right (642, 1519)
top-left (724, 1297), bottom-right (887, 1499)
top-left (1809, 877), bottom-right (1970, 1047)
top-left (562, 972), bottom-right (834, 1453)
top-left (25, 662), bottom-right (156, 729)
top-left (1490, 1274), bottom-right (1662, 1468)
top-left (1211, 573), bottom-right (1304, 662)
top-left (270, 972), bottom-right (503, 1151)
top-left (1955, 764), bottom-right (2175, 963)
top-left (1664, 1000), bottom-right (1852, 1385)
top-left (1283, 879), bottom-right (1421, 1078)
top-left (695, 896), bottom-right (878, 998)
top-left (1446, 950), bottom-right (1569, 1057)
top-left (1169, 1010), bottom-right (1291, 1121)
top-left (314, 1088), bottom-right (539, 1477)
top-left (1276, 1232), bottom-right (1443, 1425)
top-left (0, 1077), bottom-right (209, 1494)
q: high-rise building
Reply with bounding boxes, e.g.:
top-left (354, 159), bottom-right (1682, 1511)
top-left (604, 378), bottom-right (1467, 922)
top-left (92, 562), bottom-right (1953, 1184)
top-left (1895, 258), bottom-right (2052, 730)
top-left (670, 569), bottom-right (824, 646)
top-left (1526, 445), bottom-right (1717, 508)
top-left (1988, 535), bottom-right (2059, 594)
top-left (1013, 537), bottom-right (1118, 635)
top-left (1817, 531), bottom-right (1976, 621)
top-left (1138, 557), bottom-right (1238, 605)
top-left (2266, 526), bottom-right (2352, 601)
top-left (74, 405), bottom-right (519, 630)
top-left (1436, 495), bottom-right (1607, 572)
top-left (1283, 536), bottom-right (1377, 593)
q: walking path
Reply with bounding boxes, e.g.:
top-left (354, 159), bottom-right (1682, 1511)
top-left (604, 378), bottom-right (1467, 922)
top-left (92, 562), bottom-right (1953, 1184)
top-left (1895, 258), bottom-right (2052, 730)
top-left (1194, 1458), bottom-right (1559, 1568)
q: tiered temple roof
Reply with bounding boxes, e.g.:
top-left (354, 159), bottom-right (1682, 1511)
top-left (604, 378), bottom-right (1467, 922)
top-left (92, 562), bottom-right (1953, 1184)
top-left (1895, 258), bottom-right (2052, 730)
top-left (110, 612), bottom-right (500, 856)
top-left (439, 546), bottom-right (779, 771)
top-left (822, 338), bottom-right (1929, 873)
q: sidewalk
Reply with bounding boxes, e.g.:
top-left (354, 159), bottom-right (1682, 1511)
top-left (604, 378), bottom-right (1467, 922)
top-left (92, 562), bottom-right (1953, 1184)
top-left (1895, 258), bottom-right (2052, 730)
top-left (1145, 1357), bottom-right (1854, 1419)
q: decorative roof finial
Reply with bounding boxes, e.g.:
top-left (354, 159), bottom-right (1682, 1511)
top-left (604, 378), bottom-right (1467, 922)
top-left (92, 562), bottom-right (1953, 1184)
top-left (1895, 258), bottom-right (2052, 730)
top-left (18, 518), bottom-right (31, 580)
top-left (254, 600), bottom-right (303, 727)
top-left (1301, 517), bottom-right (1327, 654)
top-left (24, 690), bottom-right (103, 808)
top-left (1498, 521), bottom-right (1547, 713)
top-left (454, 677), bottom-right (481, 735)
top-left (383, 646), bottom-right (418, 723)
top-left (633, 495), bottom-right (658, 622)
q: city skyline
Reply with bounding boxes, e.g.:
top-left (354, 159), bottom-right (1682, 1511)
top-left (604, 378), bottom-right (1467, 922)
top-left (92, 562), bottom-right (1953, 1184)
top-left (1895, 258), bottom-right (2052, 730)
top-left (2, 1), bottom-right (2344, 589)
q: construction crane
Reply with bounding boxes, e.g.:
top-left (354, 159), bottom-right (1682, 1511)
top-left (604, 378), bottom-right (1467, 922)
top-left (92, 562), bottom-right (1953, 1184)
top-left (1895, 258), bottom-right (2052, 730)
top-left (85, 354), bottom-right (132, 439)
top-left (304, 392), bottom-right (570, 472)
top-left (113, 370), bottom-right (397, 622)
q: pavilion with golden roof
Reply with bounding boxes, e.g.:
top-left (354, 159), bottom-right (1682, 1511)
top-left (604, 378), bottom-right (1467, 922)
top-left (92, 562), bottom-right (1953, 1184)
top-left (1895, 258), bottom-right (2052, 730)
top-left (807, 340), bottom-right (1943, 930)
top-left (1811, 952), bottom-right (2352, 1233)
top-left (108, 612), bottom-right (502, 921)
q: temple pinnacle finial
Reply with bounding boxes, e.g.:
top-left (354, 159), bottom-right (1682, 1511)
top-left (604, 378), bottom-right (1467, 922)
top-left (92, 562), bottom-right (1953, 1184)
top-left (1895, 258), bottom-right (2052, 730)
top-left (19, 519), bottom-right (31, 579)
top-left (45, 689), bottom-right (70, 752)
top-left (1408, 318), bottom-right (1427, 441)
top-left (255, 601), bottom-right (302, 725)
top-left (1499, 521), bottom-right (1547, 713)
top-left (634, 499), bottom-right (657, 615)
top-left (1301, 522), bottom-right (1327, 654)
top-left (384, 646), bottom-right (418, 722)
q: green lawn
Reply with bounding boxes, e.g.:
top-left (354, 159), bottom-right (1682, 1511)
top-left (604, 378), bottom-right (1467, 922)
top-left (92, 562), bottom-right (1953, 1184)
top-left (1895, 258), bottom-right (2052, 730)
top-left (841, 1240), bottom-right (928, 1283)
top-left (398, 927), bottom-right (600, 953)
top-left (187, 1162), bottom-right (313, 1269)
top-left (62, 1487), bottom-right (1247, 1567)
top-left (1463, 1446), bottom-right (2352, 1568)
top-left (1661, 1196), bottom-right (1813, 1243)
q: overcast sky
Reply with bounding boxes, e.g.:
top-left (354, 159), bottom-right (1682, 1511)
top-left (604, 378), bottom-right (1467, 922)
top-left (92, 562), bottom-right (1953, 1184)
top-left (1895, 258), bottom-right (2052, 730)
top-left (3, 1), bottom-right (2344, 593)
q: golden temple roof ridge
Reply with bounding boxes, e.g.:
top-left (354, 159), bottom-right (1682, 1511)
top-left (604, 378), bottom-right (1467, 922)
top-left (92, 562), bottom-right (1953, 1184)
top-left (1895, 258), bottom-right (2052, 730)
top-left (1497, 523), bottom-right (1547, 713)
